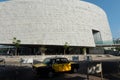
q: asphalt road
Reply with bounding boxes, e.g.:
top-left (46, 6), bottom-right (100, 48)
top-left (0, 65), bottom-right (99, 80)
top-left (0, 65), bottom-right (120, 80)
top-left (0, 60), bottom-right (120, 80)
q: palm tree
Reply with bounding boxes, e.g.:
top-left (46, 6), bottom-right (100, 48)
top-left (12, 37), bottom-right (21, 56)
top-left (40, 46), bottom-right (47, 55)
top-left (63, 42), bottom-right (69, 55)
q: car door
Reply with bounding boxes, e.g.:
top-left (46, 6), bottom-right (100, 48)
top-left (52, 58), bottom-right (71, 72)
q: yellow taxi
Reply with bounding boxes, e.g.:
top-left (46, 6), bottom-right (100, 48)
top-left (32, 57), bottom-right (79, 78)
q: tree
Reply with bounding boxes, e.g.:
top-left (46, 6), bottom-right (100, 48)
top-left (40, 46), bottom-right (47, 55)
top-left (115, 47), bottom-right (120, 51)
top-left (63, 42), bottom-right (69, 55)
top-left (12, 37), bottom-right (21, 56)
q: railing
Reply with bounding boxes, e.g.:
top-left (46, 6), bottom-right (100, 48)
top-left (95, 40), bottom-right (120, 46)
top-left (95, 40), bottom-right (113, 45)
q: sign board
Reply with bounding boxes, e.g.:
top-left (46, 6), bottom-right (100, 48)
top-left (72, 56), bottom-right (79, 61)
top-left (88, 63), bottom-right (102, 74)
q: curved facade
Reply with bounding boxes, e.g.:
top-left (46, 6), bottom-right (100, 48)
top-left (0, 0), bottom-right (112, 47)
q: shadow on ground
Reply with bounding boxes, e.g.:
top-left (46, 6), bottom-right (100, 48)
top-left (0, 65), bottom-right (34, 80)
top-left (0, 65), bottom-right (87, 80)
top-left (0, 61), bottom-right (120, 80)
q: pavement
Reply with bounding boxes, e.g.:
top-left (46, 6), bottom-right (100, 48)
top-left (0, 65), bottom-right (119, 80)
top-left (0, 61), bottom-right (120, 80)
top-left (0, 55), bottom-right (120, 80)
top-left (0, 65), bottom-right (106, 80)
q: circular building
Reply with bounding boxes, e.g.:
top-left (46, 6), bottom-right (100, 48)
top-left (0, 0), bottom-right (113, 55)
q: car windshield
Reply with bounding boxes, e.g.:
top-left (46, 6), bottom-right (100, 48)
top-left (43, 58), bottom-right (51, 64)
top-left (55, 58), bottom-right (69, 64)
top-left (61, 58), bottom-right (69, 63)
top-left (43, 58), bottom-right (69, 64)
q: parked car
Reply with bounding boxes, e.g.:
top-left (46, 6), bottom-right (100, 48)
top-left (32, 57), bottom-right (79, 77)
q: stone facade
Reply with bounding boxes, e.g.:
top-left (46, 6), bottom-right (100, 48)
top-left (0, 0), bottom-right (112, 47)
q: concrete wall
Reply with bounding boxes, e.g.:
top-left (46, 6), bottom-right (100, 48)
top-left (89, 47), bottom-right (105, 54)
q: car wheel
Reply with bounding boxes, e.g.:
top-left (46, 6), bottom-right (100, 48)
top-left (32, 69), bottom-right (38, 75)
top-left (48, 71), bottom-right (54, 78)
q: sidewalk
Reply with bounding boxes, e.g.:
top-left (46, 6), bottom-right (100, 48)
top-left (0, 55), bottom-right (120, 62)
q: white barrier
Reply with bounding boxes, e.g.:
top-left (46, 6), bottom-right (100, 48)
top-left (20, 58), bottom-right (33, 64)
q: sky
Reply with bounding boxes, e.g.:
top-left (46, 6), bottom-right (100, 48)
top-left (0, 0), bottom-right (120, 39)
top-left (84, 0), bottom-right (120, 39)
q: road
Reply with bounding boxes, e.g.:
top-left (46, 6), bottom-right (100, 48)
top-left (0, 65), bottom-right (119, 80)
top-left (0, 60), bottom-right (120, 80)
